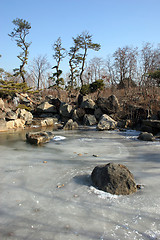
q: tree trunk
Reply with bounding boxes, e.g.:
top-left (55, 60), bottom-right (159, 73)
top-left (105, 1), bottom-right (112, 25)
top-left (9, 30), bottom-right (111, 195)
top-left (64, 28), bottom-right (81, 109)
top-left (80, 45), bottom-right (87, 86)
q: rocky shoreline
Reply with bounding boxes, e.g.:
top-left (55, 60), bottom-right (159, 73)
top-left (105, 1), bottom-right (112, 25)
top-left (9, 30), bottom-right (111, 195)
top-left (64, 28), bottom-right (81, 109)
top-left (1, 93), bottom-right (160, 141)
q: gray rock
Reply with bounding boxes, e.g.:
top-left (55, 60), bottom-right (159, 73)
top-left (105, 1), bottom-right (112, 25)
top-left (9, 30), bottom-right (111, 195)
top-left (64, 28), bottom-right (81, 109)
top-left (83, 114), bottom-right (97, 126)
top-left (81, 98), bottom-right (96, 109)
top-left (94, 107), bottom-right (103, 120)
top-left (72, 108), bottom-right (85, 122)
top-left (96, 95), bottom-right (120, 114)
top-left (91, 163), bottom-right (137, 195)
top-left (141, 120), bottom-right (160, 134)
top-left (26, 131), bottom-right (54, 145)
top-left (63, 119), bottom-right (78, 130)
top-left (37, 102), bottom-right (57, 114)
top-left (16, 108), bottom-right (33, 125)
top-left (97, 114), bottom-right (117, 130)
top-left (59, 103), bottom-right (73, 118)
top-left (137, 132), bottom-right (155, 141)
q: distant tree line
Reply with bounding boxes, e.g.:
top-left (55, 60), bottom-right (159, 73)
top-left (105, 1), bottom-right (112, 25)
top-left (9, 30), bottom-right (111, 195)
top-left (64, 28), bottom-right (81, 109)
top-left (0, 18), bottom-right (160, 93)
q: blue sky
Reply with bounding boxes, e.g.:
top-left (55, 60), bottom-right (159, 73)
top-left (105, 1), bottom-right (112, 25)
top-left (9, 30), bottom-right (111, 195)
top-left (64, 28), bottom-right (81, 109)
top-left (0, 0), bottom-right (160, 74)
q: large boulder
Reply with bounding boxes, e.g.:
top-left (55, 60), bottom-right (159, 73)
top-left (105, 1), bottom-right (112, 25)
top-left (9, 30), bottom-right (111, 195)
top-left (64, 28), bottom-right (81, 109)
top-left (81, 98), bottom-right (96, 110)
top-left (59, 103), bottom-right (73, 118)
top-left (91, 163), bottom-right (137, 195)
top-left (26, 131), bottom-right (54, 145)
top-left (83, 114), bottom-right (97, 126)
top-left (94, 107), bottom-right (103, 120)
top-left (96, 95), bottom-right (120, 114)
top-left (63, 119), bottom-right (78, 130)
top-left (37, 102), bottom-right (57, 114)
top-left (45, 96), bottom-right (61, 111)
top-left (72, 108), bottom-right (85, 123)
top-left (137, 132), bottom-right (155, 141)
top-left (141, 120), bottom-right (160, 135)
top-left (16, 108), bottom-right (33, 125)
top-left (97, 114), bottom-right (117, 130)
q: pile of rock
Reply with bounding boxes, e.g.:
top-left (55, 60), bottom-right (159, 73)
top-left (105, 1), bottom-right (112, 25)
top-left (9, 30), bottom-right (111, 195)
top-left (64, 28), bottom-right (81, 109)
top-left (0, 98), bottom-right (33, 132)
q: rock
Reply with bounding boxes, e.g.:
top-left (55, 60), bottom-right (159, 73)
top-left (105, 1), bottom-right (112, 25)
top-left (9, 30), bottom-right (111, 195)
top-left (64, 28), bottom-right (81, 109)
top-left (83, 114), bottom-right (97, 126)
top-left (0, 119), bottom-right (7, 131)
top-left (117, 120), bottom-right (132, 129)
top-left (72, 108), bottom-right (85, 123)
top-left (96, 95), bottom-right (120, 114)
top-left (37, 102), bottom-right (57, 114)
top-left (16, 93), bottom-right (31, 106)
top-left (137, 132), bottom-right (155, 141)
top-left (94, 107), bottom-right (103, 120)
top-left (0, 110), bottom-right (6, 120)
top-left (77, 94), bottom-right (89, 106)
top-left (32, 118), bottom-right (58, 129)
top-left (59, 103), bottom-right (73, 118)
top-left (91, 163), bottom-right (137, 195)
top-left (0, 98), bottom-right (4, 110)
top-left (5, 110), bottom-right (18, 121)
top-left (26, 131), bottom-right (54, 145)
top-left (14, 119), bottom-right (25, 128)
top-left (63, 119), bottom-right (78, 130)
top-left (141, 120), bottom-right (160, 135)
top-left (16, 108), bottom-right (33, 125)
top-left (81, 98), bottom-right (96, 110)
top-left (5, 119), bottom-right (25, 129)
top-left (45, 96), bottom-right (61, 111)
top-left (97, 114), bottom-right (117, 130)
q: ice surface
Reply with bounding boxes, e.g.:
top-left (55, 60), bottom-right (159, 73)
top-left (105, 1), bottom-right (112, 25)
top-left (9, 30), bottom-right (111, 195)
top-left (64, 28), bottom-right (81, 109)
top-left (0, 128), bottom-right (160, 240)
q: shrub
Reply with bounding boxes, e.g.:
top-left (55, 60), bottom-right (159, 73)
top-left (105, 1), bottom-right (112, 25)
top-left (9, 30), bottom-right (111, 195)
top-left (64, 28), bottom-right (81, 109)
top-left (80, 79), bottom-right (105, 95)
top-left (80, 84), bottom-right (90, 95)
top-left (90, 79), bottom-right (105, 93)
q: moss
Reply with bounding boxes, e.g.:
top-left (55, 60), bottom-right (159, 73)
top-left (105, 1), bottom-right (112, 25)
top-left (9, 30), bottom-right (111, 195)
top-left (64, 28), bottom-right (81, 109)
top-left (17, 104), bottom-right (31, 111)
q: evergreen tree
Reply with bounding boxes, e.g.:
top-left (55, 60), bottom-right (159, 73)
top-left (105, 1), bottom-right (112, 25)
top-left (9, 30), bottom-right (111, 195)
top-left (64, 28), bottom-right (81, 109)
top-left (9, 18), bottom-right (31, 83)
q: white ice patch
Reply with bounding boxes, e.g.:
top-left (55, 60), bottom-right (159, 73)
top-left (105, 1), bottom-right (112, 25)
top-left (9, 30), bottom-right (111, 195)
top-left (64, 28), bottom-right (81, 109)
top-left (89, 186), bottom-right (119, 199)
top-left (53, 136), bottom-right (66, 141)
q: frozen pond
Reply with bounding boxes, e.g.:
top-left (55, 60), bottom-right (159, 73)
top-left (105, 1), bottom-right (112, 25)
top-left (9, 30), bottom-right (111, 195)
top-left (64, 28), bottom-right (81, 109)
top-left (0, 128), bottom-right (160, 240)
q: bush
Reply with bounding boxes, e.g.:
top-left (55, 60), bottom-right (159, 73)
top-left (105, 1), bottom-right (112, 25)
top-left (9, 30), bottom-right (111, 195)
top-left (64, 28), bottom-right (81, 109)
top-left (90, 79), bottom-right (105, 93)
top-left (80, 79), bottom-right (105, 95)
top-left (80, 84), bottom-right (90, 95)
top-left (0, 80), bottom-right (33, 98)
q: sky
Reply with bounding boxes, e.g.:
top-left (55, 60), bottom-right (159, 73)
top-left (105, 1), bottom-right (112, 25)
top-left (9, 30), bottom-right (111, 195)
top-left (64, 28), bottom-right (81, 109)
top-left (0, 0), bottom-right (160, 75)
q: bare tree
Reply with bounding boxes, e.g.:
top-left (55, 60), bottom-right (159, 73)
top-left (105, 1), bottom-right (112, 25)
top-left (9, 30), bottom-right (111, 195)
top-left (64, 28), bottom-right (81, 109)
top-left (140, 42), bottom-right (160, 84)
top-left (30, 55), bottom-right (50, 89)
top-left (113, 46), bottom-right (138, 86)
top-left (85, 57), bottom-right (105, 83)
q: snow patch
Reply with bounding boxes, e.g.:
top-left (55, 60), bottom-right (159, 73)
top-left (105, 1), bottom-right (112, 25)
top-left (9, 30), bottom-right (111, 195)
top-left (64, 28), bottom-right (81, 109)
top-left (53, 136), bottom-right (66, 141)
top-left (89, 186), bottom-right (119, 199)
